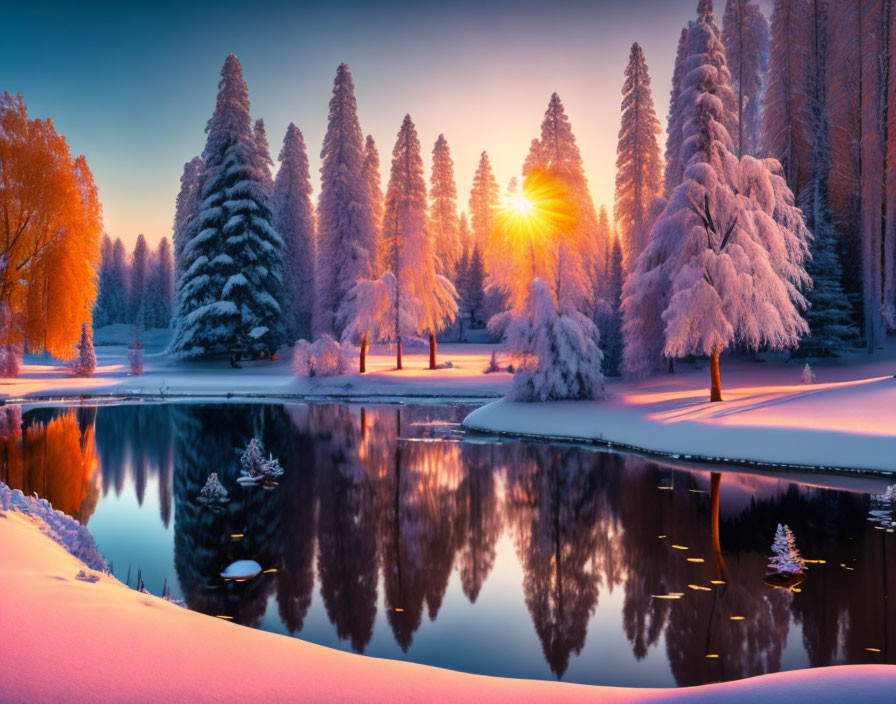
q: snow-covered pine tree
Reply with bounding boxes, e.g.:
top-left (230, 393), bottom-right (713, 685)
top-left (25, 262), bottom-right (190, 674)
top-left (172, 156), bottom-right (203, 279)
top-left (457, 212), bottom-right (472, 255)
top-left (623, 8), bottom-right (811, 400)
top-left (69, 322), bottom-right (96, 377)
top-left (128, 234), bottom-right (149, 328)
top-left (768, 523), bottom-right (805, 574)
top-left (721, 0), bottom-right (769, 158)
top-left (362, 135), bottom-right (383, 263)
top-left (316, 64), bottom-right (375, 337)
top-left (145, 237), bottom-right (174, 328)
top-left (522, 94), bottom-right (601, 315)
top-left (109, 238), bottom-right (129, 324)
top-left (762, 0), bottom-right (811, 196)
top-left (274, 124), bottom-right (316, 342)
top-left (463, 244), bottom-right (486, 328)
top-left (595, 205), bottom-right (613, 300)
top-left (429, 134), bottom-right (461, 281)
top-left (378, 115), bottom-right (456, 369)
top-left (469, 151), bottom-right (500, 254)
top-left (338, 273), bottom-right (394, 372)
top-left (798, 0), bottom-right (860, 357)
top-left (615, 43), bottom-right (664, 270)
top-left (253, 118), bottom-right (274, 198)
top-left (93, 235), bottom-right (115, 327)
top-left (597, 235), bottom-right (624, 376)
top-left (505, 278), bottom-right (605, 402)
top-left (169, 54), bottom-right (284, 358)
top-left (665, 28), bottom-right (690, 195)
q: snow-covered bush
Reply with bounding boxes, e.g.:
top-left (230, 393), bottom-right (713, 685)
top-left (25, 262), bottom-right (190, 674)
top-left (0, 343), bottom-right (21, 378)
top-left (237, 439), bottom-right (284, 487)
top-left (801, 363), bottom-right (815, 385)
top-left (197, 472), bottom-right (229, 506)
top-left (506, 278), bottom-right (605, 402)
top-left (68, 323), bottom-right (97, 377)
top-left (292, 334), bottom-right (349, 377)
top-left (768, 523), bottom-right (805, 575)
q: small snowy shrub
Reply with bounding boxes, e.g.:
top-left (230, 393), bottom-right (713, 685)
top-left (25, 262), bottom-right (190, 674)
top-left (768, 524), bottom-right (805, 574)
top-left (68, 323), bottom-right (97, 377)
top-left (436, 360), bottom-right (454, 369)
top-left (128, 329), bottom-right (144, 375)
top-left (801, 363), bottom-right (815, 385)
top-left (293, 335), bottom-right (348, 377)
top-left (506, 278), bottom-right (605, 402)
top-left (197, 472), bottom-right (229, 505)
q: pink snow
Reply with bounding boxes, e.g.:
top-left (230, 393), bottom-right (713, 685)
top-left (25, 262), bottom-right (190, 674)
top-left (2, 509), bottom-right (894, 703)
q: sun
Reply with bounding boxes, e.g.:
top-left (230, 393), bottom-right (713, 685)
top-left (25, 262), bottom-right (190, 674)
top-left (509, 193), bottom-right (535, 217)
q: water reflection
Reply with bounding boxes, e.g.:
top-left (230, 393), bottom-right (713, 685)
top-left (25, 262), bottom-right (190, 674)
top-left (1, 401), bottom-right (894, 687)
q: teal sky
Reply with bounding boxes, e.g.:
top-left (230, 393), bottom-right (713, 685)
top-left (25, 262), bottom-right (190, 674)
top-left (1, 0), bottom-right (772, 249)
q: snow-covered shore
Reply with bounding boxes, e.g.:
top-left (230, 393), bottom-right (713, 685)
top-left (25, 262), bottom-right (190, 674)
top-left (464, 347), bottom-right (896, 474)
top-left (1, 493), bottom-right (894, 703)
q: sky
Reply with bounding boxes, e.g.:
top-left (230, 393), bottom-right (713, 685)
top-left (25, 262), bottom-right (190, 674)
top-left (1, 0), bottom-right (773, 250)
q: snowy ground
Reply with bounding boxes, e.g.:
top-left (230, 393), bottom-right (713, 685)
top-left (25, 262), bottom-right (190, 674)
top-left (466, 344), bottom-right (896, 473)
top-left (1, 496), bottom-right (894, 703)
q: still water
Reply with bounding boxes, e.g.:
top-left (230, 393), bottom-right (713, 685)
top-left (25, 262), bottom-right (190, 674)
top-left (1, 401), bottom-right (894, 687)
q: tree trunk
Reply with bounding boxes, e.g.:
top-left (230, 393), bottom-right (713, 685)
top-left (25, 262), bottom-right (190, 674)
top-left (710, 348), bottom-right (722, 402)
top-left (429, 331), bottom-right (437, 370)
top-left (359, 333), bottom-right (368, 374)
top-left (396, 338), bottom-right (403, 370)
top-left (667, 357), bottom-right (675, 374)
top-left (710, 472), bottom-right (728, 582)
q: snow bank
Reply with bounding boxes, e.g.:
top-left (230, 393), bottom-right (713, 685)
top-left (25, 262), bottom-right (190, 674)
top-left (0, 508), bottom-right (894, 703)
top-left (465, 358), bottom-right (896, 472)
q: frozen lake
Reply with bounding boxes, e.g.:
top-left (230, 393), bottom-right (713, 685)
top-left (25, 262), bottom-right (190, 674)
top-left (1, 401), bottom-right (894, 687)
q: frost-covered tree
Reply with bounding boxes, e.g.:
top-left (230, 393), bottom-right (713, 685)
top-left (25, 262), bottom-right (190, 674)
top-left (316, 64), bottom-right (375, 336)
top-left (665, 28), bottom-right (690, 195)
top-left (338, 273), bottom-right (394, 372)
top-left (768, 524), bottom-right (805, 574)
top-left (762, 0), bottom-right (810, 196)
top-left (505, 278), bottom-right (605, 402)
top-left (517, 94), bottom-right (600, 314)
top-left (169, 54), bottom-right (284, 358)
top-left (253, 118), bottom-right (274, 198)
top-left (596, 205), bottom-right (613, 298)
top-left (145, 237), bottom-right (174, 328)
top-left (128, 234), bottom-right (149, 327)
top-left (274, 124), bottom-right (316, 341)
top-left (378, 115), bottom-right (456, 369)
top-left (362, 135), bottom-right (383, 260)
top-left (623, 10), bottom-right (811, 400)
top-left (69, 323), bottom-right (96, 377)
top-left (797, 0), bottom-right (860, 357)
top-left (469, 151), bottom-right (499, 254)
top-left (109, 238), bottom-right (129, 324)
top-left (721, 0), bottom-right (769, 157)
top-left (429, 134), bottom-right (461, 280)
top-left (172, 156), bottom-right (203, 278)
top-left (615, 43), bottom-right (664, 268)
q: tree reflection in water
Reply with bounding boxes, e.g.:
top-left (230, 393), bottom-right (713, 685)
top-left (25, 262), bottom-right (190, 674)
top-left (3, 401), bottom-right (895, 686)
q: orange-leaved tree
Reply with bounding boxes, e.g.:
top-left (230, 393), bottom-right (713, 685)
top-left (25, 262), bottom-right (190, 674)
top-left (0, 94), bottom-right (102, 366)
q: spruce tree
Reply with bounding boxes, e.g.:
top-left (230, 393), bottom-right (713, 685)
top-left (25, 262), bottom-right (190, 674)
top-left (378, 115), bottom-right (456, 369)
top-left (253, 118), bottom-right (274, 198)
top-left (721, 0), bottom-right (770, 158)
top-left (598, 236), bottom-right (624, 376)
top-left (273, 123), bottom-right (316, 341)
top-left (169, 54), bottom-right (284, 358)
top-left (109, 238), bottom-right (129, 324)
top-left (524, 93), bottom-right (600, 315)
top-left (463, 245), bottom-right (486, 328)
top-left (664, 28), bottom-right (689, 195)
top-left (316, 63), bottom-right (375, 336)
top-left (129, 234), bottom-right (149, 328)
top-left (93, 235), bottom-right (115, 327)
top-left (145, 237), bottom-right (174, 328)
top-left (615, 43), bottom-right (663, 270)
top-left (172, 156), bottom-right (203, 279)
top-left (362, 135), bottom-right (383, 262)
top-left (797, 0), bottom-right (859, 356)
top-left (468, 152), bottom-right (499, 254)
top-left (429, 134), bottom-right (461, 280)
